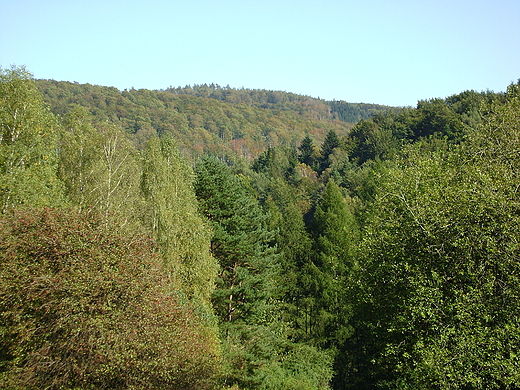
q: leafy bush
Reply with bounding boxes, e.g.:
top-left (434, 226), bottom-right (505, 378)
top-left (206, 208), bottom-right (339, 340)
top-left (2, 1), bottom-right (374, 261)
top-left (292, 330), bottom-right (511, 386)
top-left (0, 208), bottom-right (220, 389)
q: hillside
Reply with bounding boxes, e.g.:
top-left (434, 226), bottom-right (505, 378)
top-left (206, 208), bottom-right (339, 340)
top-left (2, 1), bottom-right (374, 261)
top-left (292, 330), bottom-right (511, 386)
top-left (165, 84), bottom-right (391, 122)
top-left (36, 80), bottom-right (390, 160)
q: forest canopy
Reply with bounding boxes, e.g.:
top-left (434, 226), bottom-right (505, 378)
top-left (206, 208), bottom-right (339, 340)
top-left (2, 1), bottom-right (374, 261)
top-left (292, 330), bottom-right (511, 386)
top-left (35, 79), bottom-right (389, 161)
top-left (1, 65), bottom-right (520, 389)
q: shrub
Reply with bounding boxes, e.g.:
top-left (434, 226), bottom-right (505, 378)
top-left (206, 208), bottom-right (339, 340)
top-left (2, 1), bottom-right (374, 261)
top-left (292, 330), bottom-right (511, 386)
top-left (0, 208), bottom-right (220, 389)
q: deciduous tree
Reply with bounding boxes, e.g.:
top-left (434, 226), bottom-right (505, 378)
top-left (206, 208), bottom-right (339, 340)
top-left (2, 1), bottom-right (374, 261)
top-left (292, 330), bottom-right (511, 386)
top-left (0, 208), bottom-right (221, 390)
top-left (141, 135), bottom-right (218, 307)
top-left (0, 66), bottom-right (64, 212)
top-left (350, 88), bottom-right (520, 387)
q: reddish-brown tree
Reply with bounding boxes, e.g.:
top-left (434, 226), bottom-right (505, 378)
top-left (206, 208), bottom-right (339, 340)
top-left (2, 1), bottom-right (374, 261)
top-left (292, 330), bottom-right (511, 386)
top-left (0, 208), bottom-right (221, 389)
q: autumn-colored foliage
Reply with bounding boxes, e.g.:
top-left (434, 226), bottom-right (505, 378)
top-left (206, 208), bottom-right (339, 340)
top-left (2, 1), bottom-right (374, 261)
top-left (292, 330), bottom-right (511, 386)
top-left (0, 208), bottom-right (220, 389)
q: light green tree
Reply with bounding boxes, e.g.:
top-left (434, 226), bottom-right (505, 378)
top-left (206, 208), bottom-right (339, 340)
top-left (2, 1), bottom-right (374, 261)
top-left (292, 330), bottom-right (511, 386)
top-left (58, 109), bottom-right (140, 230)
top-left (58, 105), bottom-right (103, 211)
top-left (0, 66), bottom-right (64, 212)
top-left (141, 136), bottom-right (218, 307)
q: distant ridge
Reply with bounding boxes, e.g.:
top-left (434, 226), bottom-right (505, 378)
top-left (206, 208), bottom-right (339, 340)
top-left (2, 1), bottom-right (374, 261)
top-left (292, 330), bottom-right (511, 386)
top-left (165, 84), bottom-right (392, 122)
top-left (36, 79), bottom-right (391, 161)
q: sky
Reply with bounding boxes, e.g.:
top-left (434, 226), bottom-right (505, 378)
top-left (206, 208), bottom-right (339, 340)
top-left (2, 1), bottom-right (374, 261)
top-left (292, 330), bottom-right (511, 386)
top-left (1, 0), bottom-right (519, 107)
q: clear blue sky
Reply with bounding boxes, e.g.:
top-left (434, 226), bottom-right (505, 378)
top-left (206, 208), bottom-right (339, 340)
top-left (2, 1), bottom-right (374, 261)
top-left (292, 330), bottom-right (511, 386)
top-left (1, 0), bottom-right (519, 107)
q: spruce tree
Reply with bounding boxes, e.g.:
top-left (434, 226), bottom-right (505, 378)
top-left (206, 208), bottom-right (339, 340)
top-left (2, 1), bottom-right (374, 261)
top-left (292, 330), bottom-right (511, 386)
top-left (305, 180), bottom-right (358, 349)
top-left (298, 135), bottom-right (316, 167)
top-left (318, 130), bottom-right (340, 173)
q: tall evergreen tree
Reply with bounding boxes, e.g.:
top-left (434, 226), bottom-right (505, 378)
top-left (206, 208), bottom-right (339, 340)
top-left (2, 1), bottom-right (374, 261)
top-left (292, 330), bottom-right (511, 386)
top-left (261, 177), bottom-right (313, 328)
top-left (194, 155), bottom-right (277, 324)
top-left (319, 130), bottom-right (340, 173)
top-left (304, 180), bottom-right (358, 349)
top-left (195, 156), bottom-right (284, 388)
top-left (298, 135), bottom-right (317, 167)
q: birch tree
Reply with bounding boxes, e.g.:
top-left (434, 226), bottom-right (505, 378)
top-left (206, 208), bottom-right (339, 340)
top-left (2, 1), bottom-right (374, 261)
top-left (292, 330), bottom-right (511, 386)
top-left (0, 66), bottom-right (64, 212)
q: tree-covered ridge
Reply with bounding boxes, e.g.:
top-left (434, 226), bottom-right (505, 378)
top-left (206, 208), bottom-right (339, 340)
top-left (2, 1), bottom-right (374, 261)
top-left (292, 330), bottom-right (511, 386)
top-left (36, 80), bottom-right (393, 162)
top-left (343, 88), bottom-right (502, 166)
top-left (36, 80), bottom-right (363, 161)
top-left (165, 84), bottom-right (391, 122)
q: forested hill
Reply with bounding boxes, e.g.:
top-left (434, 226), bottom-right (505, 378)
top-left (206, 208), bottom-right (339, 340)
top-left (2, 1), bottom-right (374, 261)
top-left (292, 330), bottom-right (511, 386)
top-left (165, 84), bottom-right (391, 122)
top-left (35, 80), bottom-right (390, 160)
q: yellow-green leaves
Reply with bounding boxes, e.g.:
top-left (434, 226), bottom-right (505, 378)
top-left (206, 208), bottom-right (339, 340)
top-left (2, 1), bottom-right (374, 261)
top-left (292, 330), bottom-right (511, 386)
top-left (0, 66), bottom-right (65, 212)
top-left (141, 136), bottom-right (218, 308)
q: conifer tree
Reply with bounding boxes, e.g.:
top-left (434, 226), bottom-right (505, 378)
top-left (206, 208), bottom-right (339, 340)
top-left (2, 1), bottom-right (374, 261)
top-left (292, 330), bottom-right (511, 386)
top-left (318, 130), bottom-right (340, 173)
top-left (262, 178), bottom-right (314, 333)
top-left (194, 155), bottom-right (277, 324)
top-left (298, 135), bottom-right (317, 167)
top-left (195, 156), bottom-right (285, 388)
top-left (305, 180), bottom-right (358, 348)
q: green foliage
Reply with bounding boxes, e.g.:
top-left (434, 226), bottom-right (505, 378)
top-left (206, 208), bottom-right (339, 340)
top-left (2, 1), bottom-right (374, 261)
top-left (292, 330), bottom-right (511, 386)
top-left (219, 323), bottom-right (333, 390)
top-left (411, 98), bottom-right (465, 141)
top-left (58, 106), bottom-right (102, 211)
top-left (195, 156), bottom-right (334, 390)
top-left (0, 208), bottom-right (220, 389)
top-left (58, 108), bottom-right (141, 229)
top-left (326, 100), bottom-right (392, 123)
top-left (303, 181), bottom-right (358, 349)
top-left (318, 130), bottom-right (341, 173)
top-left (345, 89), bottom-right (504, 169)
top-left (141, 135), bottom-right (218, 307)
top-left (0, 66), bottom-right (65, 212)
top-left (347, 118), bottom-right (399, 165)
top-left (194, 156), bottom-right (277, 325)
top-left (168, 84), bottom-right (390, 123)
top-left (36, 80), bottom-right (354, 162)
top-left (298, 135), bottom-right (317, 168)
top-left (348, 90), bottom-right (520, 388)
top-left (253, 343), bottom-right (333, 390)
top-left (7, 66), bottom-right (520, 389)
top-left (445, 89), bottom-right (498, 128)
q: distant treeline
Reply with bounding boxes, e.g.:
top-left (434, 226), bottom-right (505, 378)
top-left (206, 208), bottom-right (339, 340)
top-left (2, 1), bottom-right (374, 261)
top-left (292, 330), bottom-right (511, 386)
top-left (36, 80), bottom-right (389, 162)
top-left (165, 83), bottom-right (391, 122)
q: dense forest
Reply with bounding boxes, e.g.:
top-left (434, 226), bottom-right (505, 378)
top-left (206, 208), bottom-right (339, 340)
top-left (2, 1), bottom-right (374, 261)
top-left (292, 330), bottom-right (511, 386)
top-left (1, 65), bottom-right (520, 389)
top-left (35, 79), bottom-right (389, 162)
